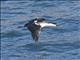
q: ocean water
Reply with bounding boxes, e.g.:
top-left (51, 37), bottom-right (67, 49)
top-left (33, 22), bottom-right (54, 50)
top-left (1, 1), bottom-right (80, 60)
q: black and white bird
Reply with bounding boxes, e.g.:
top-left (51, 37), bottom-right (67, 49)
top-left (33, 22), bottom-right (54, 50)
top-left (24, 18), bottom-right (57, 42)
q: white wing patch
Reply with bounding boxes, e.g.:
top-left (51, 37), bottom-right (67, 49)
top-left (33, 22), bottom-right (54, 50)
top-left (34, 20), bottom-right (40, 25)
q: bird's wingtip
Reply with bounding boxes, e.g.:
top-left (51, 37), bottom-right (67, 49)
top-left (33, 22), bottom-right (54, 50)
top-left (24, 23), bottom-right (28, 27)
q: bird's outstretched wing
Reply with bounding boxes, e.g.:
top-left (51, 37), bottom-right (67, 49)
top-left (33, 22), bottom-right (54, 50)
top-left (31, 30), bottom-right (40, 42)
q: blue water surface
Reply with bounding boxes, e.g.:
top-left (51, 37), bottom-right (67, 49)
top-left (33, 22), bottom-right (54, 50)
top-left (1, 1), bottom-right (80, 60)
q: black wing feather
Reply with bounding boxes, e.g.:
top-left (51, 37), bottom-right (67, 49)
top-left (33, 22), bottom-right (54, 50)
top-left (31, 30), bottom-right (40, 41)
top-left (24, 20), bottom-right (41, 41)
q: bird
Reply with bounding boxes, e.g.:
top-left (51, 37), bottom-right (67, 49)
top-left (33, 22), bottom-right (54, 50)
top-left (24, 18), bottom-right (57, 43)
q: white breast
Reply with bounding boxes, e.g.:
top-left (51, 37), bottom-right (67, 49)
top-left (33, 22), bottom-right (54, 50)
top-left (39, 22), bottom-right (57, 28)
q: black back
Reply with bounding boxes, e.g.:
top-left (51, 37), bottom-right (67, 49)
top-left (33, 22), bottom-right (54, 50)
top-left (24, 18), bottom-right (45, 41)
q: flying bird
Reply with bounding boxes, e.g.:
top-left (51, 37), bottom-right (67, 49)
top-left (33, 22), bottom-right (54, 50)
top-left (24, 18), bottom-right (57, 43)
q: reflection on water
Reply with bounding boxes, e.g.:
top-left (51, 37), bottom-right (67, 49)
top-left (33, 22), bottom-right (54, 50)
top-left (1, 1), bottom-right (80, 60)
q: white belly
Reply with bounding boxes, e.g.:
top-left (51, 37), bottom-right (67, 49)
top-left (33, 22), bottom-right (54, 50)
top-left (39, 22), bottom-right (57, 28)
